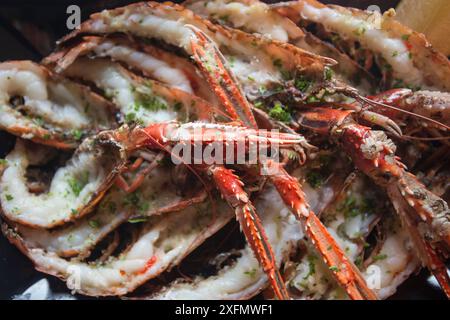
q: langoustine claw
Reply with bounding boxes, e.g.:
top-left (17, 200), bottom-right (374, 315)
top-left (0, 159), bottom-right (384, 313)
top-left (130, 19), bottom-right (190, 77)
top-left (296, 107), bottom-right (450, 296)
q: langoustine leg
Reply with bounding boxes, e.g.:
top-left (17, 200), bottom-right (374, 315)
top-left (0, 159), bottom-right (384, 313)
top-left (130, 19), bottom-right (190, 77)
top-left (188, 25), bottom-right (377, 299)
top-left (296, 107), bottom-right (450, 297)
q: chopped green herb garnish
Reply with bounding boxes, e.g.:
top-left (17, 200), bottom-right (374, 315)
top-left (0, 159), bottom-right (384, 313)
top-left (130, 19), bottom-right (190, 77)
top-left (306, 95), bottom-right (320, 103)
top-left (329, 266), bottom-right (340, 272)
top-left (401, 34), bottom-right (410, 41)
top-left (258, 85), bottom-right (267, 95)
top-left (139, 201), bottom-right (150, 212)
top-left (108, 202), bottom-right (117, 213)
top-left (33, 116), bottom-right (44, 127)
top-left (373, 254), bottom-right (388, 261)
top-left (253, 101), bottom-right (263, 108)
top-left (228, 56), bottom-right (236, 68)
top-left (393, 78), bottom-right (421, 91)
top-left (71, 209), bottom-right (78, 216)
top-left (353, 26), bottom-right (366, 36)
top-left (218, 14), bottom-right (229, 23)
top-left (273, 85), bottom-right (283, 94)
top-left (72, 129), bottom-right (83, 141)
top-left (67, 171), bottom-right (89, 197)
top-left (125, 112), bottom-right (136, 123)
top-left (324, 67), bottom-right (334, 81)
top-left (128, 217), bottom-right (148, 224)
top-left (0, 159), bottom-right (8, 166)
top-left (5, 194), bottom-right (13, 201)
top-left (303, 255), bottom-right (316, 279)
top-left (306, 170), bottom-right (325, 189)
top-left (337, 196), bottom-right (374, 219)
top-left (124, 192), bottom-right (140, 207)
top-left (89, 220), bottom-right (100, 228)
top-left (70, 182), bottom-right (82, 196)
top-left (247, 75), bottom-right (255, 81)
top-left (268, 102), bottom-right (291, 122)
top-left (134, 96), bottom-right (167, 112)
top-left (244, 268), bottom-right (257, 278)
top-left (294, 76), bottom-right (311, 92)
top-left (392, 51), bottom-right (399, 57)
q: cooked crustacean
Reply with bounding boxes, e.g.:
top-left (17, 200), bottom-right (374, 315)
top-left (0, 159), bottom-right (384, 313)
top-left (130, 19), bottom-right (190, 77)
top-left (183, 0), bottom-right (449, 297)
top-left (272, 0), bottom-right (450, 92)
top-left (186, 0), bottom-right (450, 135)
top-left (0, 138), bottom-right (126, 228)
top-left (58, 1), bottom-right (338, 107)
top-left (280, 173), bottom-right (381, 299)
top-left (3, 198), bottom-right (233, 296)
top-left (187, 27), bottom-right (380, 299)
top-left (194, 5), bottom-right (449, 299)
top-left (0, 52), bottom-right (232, 295)
top-left (293, 107), bottom-right (450, 296)
top-left (361, 89), bottom-right (450, 131)
top-left (0, 61), bottom-right (114, 149)
top-left (44, 35), bottom-right (219, 105)
top-left (6, 187), bottom-right (132, 259)
top-left (59, 1), bottom-right (414, 299)
top-left (2, 35), bottom-right (312, 298)
top-left (362, 215), bottom-right (420, 300)
top-left (6, 161), bottom-right (206, 259)
top-left (2, 147), bottom-right (234, 295)
top-left (51, 3), bottom-right (370, 296)
top-left (58, 58), bottom-right (214, 126)
top-left (145, 150), bottom-right (355, 300)
top-left (185, 0), bottom-right (376, 93)
top-left (96, 121), bottom-right (317, 299)
top-left (0, 0), bottom-right (449, 300)
top-left (147, 185), bottom-right (304, 300)
top-left (58, 1), bottom-right (447, 139)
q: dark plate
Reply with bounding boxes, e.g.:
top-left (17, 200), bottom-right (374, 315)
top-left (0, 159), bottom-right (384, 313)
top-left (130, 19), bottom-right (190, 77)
top-left (0, 0), bottom-right (446, 300)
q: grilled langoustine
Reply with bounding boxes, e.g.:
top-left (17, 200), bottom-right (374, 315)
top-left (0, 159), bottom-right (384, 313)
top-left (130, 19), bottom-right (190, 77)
top-left (1, 1), bottom-right (449, 300)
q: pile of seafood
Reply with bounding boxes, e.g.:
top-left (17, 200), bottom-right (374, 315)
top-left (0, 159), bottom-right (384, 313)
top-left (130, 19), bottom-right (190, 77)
top-left (0, 0), bottom-right (449, 300)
